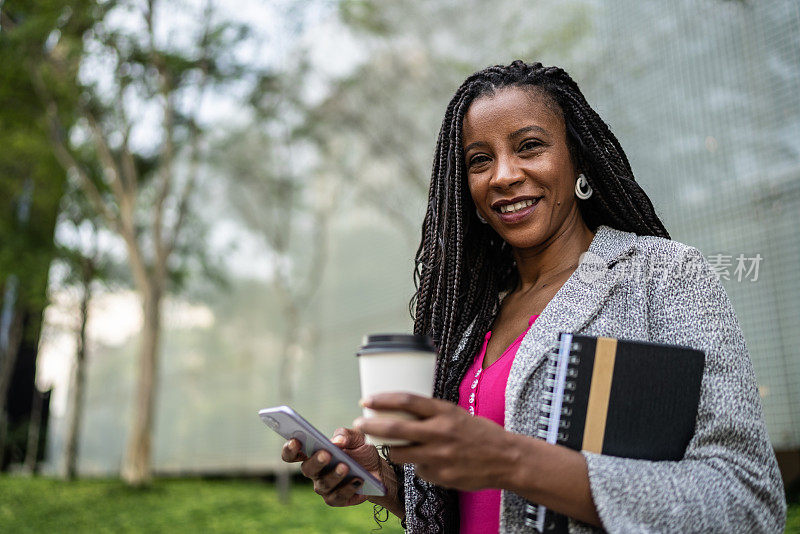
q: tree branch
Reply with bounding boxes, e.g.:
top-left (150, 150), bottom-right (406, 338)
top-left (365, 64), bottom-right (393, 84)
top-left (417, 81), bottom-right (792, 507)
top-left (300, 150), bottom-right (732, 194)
top-left (165, 1), bottom-right (213, 256)
top-left (110, 40), bottom-right (139, 198)
top-left (297, 182), bottom-right (338, 307)
top-left (144, 0), bottom-right (174, 270)
top-left (37, 92), bottom-right (120, 232)
top-left (30, 58), bottom-right (151, 296)
top-left (358, 182), bottom-right (418, 245)
top-left (120, 122), bottom-right (138, 198)
top-left (165, 149), bottom-right (198, 257)
top-left (83, 108), bottom-right (128, 207)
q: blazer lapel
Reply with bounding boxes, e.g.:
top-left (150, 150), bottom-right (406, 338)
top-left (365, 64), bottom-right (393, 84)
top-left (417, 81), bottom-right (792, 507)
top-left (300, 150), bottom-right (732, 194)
top-left (505, 225), bottom-right (638, 428)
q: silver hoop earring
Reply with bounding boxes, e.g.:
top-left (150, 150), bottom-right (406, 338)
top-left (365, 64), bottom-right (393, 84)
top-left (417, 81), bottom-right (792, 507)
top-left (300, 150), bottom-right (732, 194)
top-left (575, 173), bottom-right (593, 200)
top-left (476, 209), bottom-right (488, 224)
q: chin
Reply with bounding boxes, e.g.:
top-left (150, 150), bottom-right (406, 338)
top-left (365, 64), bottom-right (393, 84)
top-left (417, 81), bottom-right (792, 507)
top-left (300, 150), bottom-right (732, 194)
top-left (500, 230), bottom-right (547, 250)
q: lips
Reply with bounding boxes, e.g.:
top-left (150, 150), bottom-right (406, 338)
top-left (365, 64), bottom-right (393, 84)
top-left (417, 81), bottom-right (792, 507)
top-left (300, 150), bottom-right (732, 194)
top-left (495, 197), bottom-right (541, 224)
top-left (491, 195), bottom-right (542, 211)
top-left (497, 198), bottom-right (537, 214)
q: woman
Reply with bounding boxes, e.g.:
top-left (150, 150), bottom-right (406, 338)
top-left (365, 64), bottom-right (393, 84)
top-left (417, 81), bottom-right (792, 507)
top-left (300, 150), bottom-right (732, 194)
top-left (281, 60), bottom-right (786, 533)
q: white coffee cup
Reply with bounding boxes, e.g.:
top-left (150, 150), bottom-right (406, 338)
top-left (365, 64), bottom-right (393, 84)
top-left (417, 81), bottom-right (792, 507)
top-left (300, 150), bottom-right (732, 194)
top-left (357, 333), bottom-right (438, 446)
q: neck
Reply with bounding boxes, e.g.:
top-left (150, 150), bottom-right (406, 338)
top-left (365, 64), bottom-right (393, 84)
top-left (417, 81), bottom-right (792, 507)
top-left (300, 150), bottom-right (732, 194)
top-left (511, 210), bottom-right (595, 293)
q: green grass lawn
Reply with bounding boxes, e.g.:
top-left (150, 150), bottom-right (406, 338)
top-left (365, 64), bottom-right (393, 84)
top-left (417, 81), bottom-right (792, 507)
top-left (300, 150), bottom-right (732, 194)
top-left (1, 475), bottom-right (798, 533)
top-left (0, 476), bottom-right (405, 533)
top-left (788, 501), bottom-right (800, 534)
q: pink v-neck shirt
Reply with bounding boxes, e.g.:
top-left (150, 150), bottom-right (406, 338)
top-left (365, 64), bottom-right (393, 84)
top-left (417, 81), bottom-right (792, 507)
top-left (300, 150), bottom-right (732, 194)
top-left (457, 314), bottom-right (539, 534)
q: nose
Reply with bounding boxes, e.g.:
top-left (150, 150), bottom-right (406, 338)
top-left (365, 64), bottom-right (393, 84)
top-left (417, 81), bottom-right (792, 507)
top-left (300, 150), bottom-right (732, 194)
top-left (491, 153), bottom-right (524, 189)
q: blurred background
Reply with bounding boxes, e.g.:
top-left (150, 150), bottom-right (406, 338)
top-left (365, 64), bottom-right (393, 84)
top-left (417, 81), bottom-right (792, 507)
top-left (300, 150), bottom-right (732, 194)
top-left (1, 0), bottom-right (798, 531)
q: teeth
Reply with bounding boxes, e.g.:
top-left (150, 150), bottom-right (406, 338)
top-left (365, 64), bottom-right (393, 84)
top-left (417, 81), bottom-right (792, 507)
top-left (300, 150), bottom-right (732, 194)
top-left (500, 199), bottom-right (535, 213)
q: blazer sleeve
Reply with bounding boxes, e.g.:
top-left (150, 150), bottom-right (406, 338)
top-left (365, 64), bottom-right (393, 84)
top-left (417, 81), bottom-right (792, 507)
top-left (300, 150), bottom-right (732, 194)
top-left (578, 245), bottom-right (786, 533)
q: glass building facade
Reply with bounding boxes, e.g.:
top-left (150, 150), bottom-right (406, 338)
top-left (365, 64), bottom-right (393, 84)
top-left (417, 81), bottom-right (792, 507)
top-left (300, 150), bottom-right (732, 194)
top-left (41, 0), bottom-right (799, 476)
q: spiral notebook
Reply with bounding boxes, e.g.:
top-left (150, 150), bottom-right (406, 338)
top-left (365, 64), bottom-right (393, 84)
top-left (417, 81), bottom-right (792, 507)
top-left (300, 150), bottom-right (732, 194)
top-left (526, 333), bottom-right (705, 533)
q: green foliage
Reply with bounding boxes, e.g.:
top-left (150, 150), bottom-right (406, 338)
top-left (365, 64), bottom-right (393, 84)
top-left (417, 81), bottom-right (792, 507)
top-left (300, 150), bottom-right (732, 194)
top-left (3, 0), bottom-right (254, 297)
top-left (337, 0), bottom-right (392, 35)
top-left (0, 476), bottom-right (404, 533)
top-left (0, 0), bottom-right (96, 316)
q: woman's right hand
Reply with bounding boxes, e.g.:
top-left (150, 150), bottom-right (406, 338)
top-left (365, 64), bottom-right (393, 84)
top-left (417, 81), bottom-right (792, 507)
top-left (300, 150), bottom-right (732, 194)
top-left (281, 427), bottom-right (384, 507)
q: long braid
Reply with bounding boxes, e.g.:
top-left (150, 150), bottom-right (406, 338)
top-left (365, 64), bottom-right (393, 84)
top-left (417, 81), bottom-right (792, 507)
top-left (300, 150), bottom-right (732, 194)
top-left (532, 64), bottom-right (669, 237)
top-left (404, 60), bottom-right (669, 533)
top-left (540, 69), bottom-right (668, 236)
top-left (435, 90), bottom-right (473, 397)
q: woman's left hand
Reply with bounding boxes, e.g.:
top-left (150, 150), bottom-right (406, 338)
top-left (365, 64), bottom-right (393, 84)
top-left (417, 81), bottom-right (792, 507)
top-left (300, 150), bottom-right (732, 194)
top-left (353, 392), bottom-right (522, 492)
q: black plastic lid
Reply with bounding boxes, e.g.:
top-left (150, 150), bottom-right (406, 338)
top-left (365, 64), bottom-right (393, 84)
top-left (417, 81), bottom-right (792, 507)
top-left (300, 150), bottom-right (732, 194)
top-left (356, 333), bottom-right (437, 356)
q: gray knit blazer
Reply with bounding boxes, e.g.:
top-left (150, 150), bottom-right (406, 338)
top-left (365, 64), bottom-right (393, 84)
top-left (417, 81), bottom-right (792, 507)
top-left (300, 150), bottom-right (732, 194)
top-left (402, 225), bottom-right (786, 533)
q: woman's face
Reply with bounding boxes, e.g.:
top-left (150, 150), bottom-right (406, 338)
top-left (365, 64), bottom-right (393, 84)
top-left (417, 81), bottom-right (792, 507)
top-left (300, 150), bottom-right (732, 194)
top-left (462, 85), bottom-right (580, 250)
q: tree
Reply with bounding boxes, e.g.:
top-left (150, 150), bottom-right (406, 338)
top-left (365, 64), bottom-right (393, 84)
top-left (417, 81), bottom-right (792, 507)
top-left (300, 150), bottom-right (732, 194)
top-left (16, 0), bottom-right (252, 485)
top-left (53, 189), bottom-right (110, 480)
top-left (213, 57), bottom-right (341, 501)
top-left (0, 0), bottom-right (95, 471)
top-left (314, 0), bottom-right (599, 239)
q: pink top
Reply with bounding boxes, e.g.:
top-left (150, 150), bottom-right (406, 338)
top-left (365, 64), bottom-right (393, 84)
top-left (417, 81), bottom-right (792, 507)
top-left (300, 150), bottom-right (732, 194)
top-left (457, 314), bottom-right (539, 534)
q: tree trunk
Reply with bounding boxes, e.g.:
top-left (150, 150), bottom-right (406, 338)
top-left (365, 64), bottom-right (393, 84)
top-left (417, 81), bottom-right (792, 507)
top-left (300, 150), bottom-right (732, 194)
top-left (64, 265), bottom-right (92, 480)
top-left (0, 281), bottom-right (25, 469)
top-left (121, 285), bottom-right (162, 486)
top-left (22, 388), bottom-right (43, 474)
top-left (275, 296), bottom-right (300, 504)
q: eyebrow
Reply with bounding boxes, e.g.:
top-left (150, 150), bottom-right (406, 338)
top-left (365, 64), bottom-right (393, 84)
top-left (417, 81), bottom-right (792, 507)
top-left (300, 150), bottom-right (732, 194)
top-left (463, 125), bottom-right (548, 153)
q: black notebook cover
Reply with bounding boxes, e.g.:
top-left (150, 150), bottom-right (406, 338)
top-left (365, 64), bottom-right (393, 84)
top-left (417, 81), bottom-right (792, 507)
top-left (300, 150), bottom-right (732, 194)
top-left (529, 334), bottom-right (705, 533)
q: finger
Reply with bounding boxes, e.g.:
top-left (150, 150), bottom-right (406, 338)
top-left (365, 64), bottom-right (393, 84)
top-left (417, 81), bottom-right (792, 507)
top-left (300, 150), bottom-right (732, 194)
top-left (360, 392), bottom-right (454, 418)
top-left (324, 477), bottom-right (364, 507)
top-left (314, 461), bottom-right (350, 494)
top-left (301, 449), bottom-right (331, 479)
top-left (281, 438), bottom-right (308, 462)
top-left (352, 415), bottom-right (441, 445)
top-left (382, 442), bottom-right (439, 466)
top-left (331, 427), bottom-right (366, 449)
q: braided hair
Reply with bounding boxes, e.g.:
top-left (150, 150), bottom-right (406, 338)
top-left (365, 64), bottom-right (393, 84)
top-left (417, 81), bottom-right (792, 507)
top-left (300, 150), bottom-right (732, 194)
top-left (402, 60), bottom-right (670, 532)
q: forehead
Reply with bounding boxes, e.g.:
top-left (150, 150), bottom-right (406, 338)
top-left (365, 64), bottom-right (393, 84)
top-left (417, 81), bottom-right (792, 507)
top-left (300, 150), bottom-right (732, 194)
top-left (462, 86), bottom-right (563, 142)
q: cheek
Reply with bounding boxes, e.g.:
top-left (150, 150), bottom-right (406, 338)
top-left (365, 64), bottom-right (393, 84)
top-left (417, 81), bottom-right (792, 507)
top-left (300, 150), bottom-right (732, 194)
top-left (467, 175), bottom-right (484, 202)
top-left (540, 160), bottom-right (576, 198)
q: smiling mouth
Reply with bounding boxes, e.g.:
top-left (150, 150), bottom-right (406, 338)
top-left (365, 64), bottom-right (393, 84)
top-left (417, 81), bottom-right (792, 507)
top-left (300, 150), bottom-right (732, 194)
top-left (495, 197), bottom-right (541, 214)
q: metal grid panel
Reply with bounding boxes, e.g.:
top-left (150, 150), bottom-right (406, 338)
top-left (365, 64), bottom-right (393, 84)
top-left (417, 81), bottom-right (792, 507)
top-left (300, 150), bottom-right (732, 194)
top-left (596, 0), bottom-right (800, 448)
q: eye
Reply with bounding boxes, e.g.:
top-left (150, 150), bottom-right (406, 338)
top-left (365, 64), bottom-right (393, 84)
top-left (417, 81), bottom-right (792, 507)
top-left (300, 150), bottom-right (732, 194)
top-left (520, 139), bottom-right (542, 151)
top-left (468, 154), bottom-right (490, 166)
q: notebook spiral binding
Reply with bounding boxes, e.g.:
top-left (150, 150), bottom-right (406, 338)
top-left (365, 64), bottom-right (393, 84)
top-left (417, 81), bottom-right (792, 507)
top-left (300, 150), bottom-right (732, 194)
top-left (524, 333), bottom-right (582, 533)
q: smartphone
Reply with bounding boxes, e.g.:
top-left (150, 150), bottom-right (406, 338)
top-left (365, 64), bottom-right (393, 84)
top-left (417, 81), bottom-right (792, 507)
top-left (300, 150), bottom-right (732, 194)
top-left (258, 406), bottom-right (387, 497)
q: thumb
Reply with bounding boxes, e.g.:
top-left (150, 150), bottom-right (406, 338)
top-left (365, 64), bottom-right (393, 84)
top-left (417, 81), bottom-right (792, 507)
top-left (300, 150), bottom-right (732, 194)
top-left (331, 427), bottom-right (367, 449)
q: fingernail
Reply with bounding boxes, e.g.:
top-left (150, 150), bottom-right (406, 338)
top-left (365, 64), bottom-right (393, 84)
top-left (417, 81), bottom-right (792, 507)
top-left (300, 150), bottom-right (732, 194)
top-left (332, 435), bottom-right (345, 445)
top-left (336, 464), bottom-right (347, 476)
top-left (352, 479), bottom-right (362, 487)
top-left (359, 397), bottom-right (373, 407)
